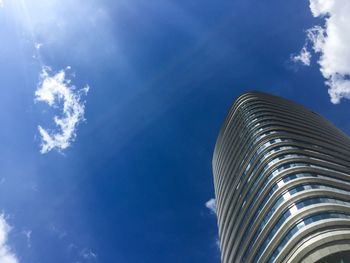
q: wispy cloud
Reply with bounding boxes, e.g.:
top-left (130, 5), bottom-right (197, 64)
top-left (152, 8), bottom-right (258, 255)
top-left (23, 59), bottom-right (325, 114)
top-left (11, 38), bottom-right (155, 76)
top-left (205, 198), bottom-right (217, 215)
top-left (205, 199), bottom-right (220, 253)
top-left (22, 229), bottom-right (32, 248)
top-left (34, 43), bottom-right (43, 50)
top-left (291, 47), bottom-right (311, 66)
top-left (80, 248), bottom-right (97, 260)
top-left (293, 0), bottom-right (350, 104)
top-left (0, 214), bottom-right (19, 263)
top-left (215, 238), bottom-right (220, 250)
top-left (0, 0), bottom-right (3, 8)
top-left (35, 66), bottom-right (89, 154)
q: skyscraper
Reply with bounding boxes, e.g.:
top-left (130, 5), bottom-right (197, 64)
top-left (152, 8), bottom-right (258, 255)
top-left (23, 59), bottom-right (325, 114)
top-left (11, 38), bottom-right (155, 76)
top-left (212, 92), bottom-right (350, 263)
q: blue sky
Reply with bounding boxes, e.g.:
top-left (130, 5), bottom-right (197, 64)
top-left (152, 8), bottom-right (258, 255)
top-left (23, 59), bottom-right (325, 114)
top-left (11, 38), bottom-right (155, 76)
top-left (1, 0), bottom-right (350, 262)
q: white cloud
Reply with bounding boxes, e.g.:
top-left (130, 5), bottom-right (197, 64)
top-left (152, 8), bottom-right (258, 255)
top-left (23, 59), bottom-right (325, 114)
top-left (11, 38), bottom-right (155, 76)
top-left (34, 43), bottom-right (43, 50)
top-left (0, 0), bottom-right (3, 8)
top-left (291, 47), bottom-right (311, 66)
top-left (80, 248), bottom-right (97, 260)
top-left (309, 0), bottom-right (335, 17)
top-left (205, 198), bottom-right (217, 214)
top-left (22, 230), bottom-right (32, 248)
top-left (49, 224), bottom-right (67, 239)
top-left (35, 66), bottom-right (89, 154)
top-left (205, 199), bottom-right (220, 254)
top-left (306, 26), bottom-right (326, 53)
top-left (216, 238), bottom-right (220, 250)
top-left (0, 214), bottom-right (19, 263)
top-left (295, 0), bottom-right (350, 104)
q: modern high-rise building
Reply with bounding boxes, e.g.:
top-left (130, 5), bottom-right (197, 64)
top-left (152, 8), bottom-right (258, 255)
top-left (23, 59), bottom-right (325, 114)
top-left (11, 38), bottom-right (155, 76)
top-left (212, 92), bottom-right (350, 263)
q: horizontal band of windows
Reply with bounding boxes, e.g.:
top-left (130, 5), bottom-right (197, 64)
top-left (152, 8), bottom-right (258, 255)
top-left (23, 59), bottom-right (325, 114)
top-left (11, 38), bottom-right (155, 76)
top-left (239, 146), bottom-right (339, 198)
top-left (250, 197), bottom-right (350, 262)
top-left (215, 122), bottom-right (350, 194)
top-left (216, 130), bottom-right (348, 196)
top-left (216, 143), bottom-right (300, 230)
top-left (222, 162), bottom-right (350, 262)
top-left (220, 160), bottom-right (348, 221)
top-left (225, 173), bottom-right (319, 254)
top-left (216, 140), bottom-right (294, 206)
top-left (235, 184), bottom-right (350, 252)
top-left (268, 212), bottom-right (350, 263)
top-left (243, 160), bottom-right (350, 210)
top-left (215, 93), bottom-right (348, 157)
top-left (245, 152), bottom-right (348, 190)
top-left (240, 109), bottom-right (348, 146)
top-left (239, 172), bottom-right (350, 237)
top-left (242, 184), bottom-right (350, 257)
top-left (215, 122), bottom-right (350, 179)
top-left (218, 161), bottom-right (350, 249)
top-left (220, 170), bottom-right (350, 261)
top-left (216, 133), bottom-right (348, 204)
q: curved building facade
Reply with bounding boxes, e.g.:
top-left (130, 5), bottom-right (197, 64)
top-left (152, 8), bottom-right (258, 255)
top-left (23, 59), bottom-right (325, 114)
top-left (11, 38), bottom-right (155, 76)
top-left (212, 92), bottom-right (350, 263)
